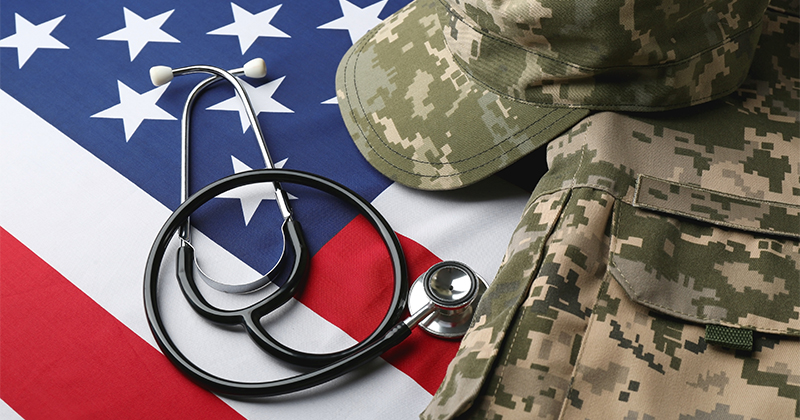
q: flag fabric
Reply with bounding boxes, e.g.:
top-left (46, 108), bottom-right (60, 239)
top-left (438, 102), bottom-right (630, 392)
top-left (0, 1), bottom-right (530, 418)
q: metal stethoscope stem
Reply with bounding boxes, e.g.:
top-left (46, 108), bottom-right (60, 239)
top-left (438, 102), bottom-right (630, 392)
top-left (169, 61), bottom-right (292, 241)
top-left (155, 60), bottom-right (291, 294)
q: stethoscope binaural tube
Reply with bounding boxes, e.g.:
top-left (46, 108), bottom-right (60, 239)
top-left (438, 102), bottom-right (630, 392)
top-left (167, 60), bottom-right (288, 294)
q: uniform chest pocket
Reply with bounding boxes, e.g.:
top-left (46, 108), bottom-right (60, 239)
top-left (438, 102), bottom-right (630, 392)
top-left (607, 175), bottom-right (800, 341)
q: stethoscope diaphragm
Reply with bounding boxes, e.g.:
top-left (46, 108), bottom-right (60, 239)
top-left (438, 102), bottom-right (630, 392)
top-left (407, 261), bottom-right (488, 339)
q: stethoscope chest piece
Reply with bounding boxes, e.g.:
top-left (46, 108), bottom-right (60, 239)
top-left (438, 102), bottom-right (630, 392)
top-left (407, 261), bottom-right (488, 339)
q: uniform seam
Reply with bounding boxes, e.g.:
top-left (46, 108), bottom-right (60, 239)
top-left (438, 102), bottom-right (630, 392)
top-left (571, 145), bottom-right (588, 190)
top-left (633, 202), bottom-right (800, 239)
top-left (636, 174), bottom-right (800, 209)
top-left (530, 183), bottom-right (619, 206)
top-left (633, 174), bottom-right (800, 239)
top-left (608, 201), bottom-right (796, 335)
top-left (488, 189), bottom-right (572, 410)
top-left (528, 145), bottom-right (594, 203)
top-left (532, 131), bottom-right (618, 203)
top-left (556, 194), bottom-right (617, 420)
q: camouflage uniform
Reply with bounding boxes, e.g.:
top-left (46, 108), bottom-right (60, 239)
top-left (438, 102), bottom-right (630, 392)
top-left (422, 4), bottom-right (800, 420)
top-left (335, 0), bottom-right (800, 418)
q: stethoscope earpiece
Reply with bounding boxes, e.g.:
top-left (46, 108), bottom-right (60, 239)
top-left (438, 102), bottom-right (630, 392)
top-left (242, 58), bottom-right (267, 79)
top-left (150, 58), bottom-right (267, 86)
top-left (149, 65), bottom-right (174, 86)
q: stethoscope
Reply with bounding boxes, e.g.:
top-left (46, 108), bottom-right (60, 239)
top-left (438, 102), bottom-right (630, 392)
top-left (143, 59), bottom-right (489, 398)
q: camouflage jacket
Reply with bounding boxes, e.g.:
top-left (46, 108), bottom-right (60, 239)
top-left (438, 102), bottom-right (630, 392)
top-left (422, 4), bottom-right (799, 420)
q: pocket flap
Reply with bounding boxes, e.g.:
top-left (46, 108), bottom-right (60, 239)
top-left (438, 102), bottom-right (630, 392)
top-left (633, 175), bottom-right (800, 239)
top-left (609, 176), bottom-right (800, 336)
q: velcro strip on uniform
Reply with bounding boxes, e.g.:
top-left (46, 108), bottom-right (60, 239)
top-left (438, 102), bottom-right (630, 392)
top-left (632, 175), bottom-right (800, 239)
top-left (705, 324), bottom-right (753, 351)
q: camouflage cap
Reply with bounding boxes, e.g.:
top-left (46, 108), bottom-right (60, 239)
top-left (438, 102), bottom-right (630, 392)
top-left (335, 0), bottom-right (770, 190)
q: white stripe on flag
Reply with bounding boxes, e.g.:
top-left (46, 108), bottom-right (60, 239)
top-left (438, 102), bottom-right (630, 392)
top-left (0, 90), bottom-right (432, 418)
top-left (0, 400), bottom-right (24, 420)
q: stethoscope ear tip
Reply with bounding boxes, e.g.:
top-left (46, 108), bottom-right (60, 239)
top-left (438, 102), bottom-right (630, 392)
top-left (243, 58), bottom-right (267, 79)
top-left (150, 59), bottom-right (266, 88)
top-left (150, 65), bottom-right (174, 86)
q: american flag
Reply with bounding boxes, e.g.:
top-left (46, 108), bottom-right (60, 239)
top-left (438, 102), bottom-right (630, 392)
top-left (0, 1), bottom-right (529, 418)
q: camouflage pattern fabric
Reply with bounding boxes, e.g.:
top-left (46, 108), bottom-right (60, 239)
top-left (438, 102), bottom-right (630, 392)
top-left (442, 0), bottom-right (768, 110)
top-left (336, 0), bottom-right (589, 191)
top-left (335, 0), bottom-right (769, 191)
top-left (422, 4), bottom-right (799, 419)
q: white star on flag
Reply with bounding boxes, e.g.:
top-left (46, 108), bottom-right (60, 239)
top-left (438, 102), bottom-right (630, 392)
top-left (217, 155), bottom-right (297, 226)
top-left (206, 76), bottom-right (293, 133)
top-left (0, 13), bottom-right (68, 68)
top-left (98, 8), bottom-right (180, 61)
top-left (207, 3), bottom-right (290, 54)
top-left (91, 81), bottom-right (176, 141)
top-left (317, 0), bottom-right (388, 44)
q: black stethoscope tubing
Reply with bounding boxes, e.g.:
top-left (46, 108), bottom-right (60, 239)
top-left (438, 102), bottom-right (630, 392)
top-left (144, 168), bottom-right (411, 397)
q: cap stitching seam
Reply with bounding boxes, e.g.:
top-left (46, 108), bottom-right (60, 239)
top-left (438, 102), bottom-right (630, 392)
top-left (766, 4), bottom-right (800, 17)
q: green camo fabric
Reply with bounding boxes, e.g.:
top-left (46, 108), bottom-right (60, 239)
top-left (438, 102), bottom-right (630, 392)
top-left (443, 0), bottom-right (768, 110)
top-left (422, 4), bottom-right (799, 419)
top-left (336, 0), bottom-right (770, 191)
top-left (336, 0), bottom-right (588, 190)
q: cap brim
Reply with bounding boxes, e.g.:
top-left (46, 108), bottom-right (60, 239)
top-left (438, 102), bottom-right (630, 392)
top-left (336, 0), bottom-right (589, 190)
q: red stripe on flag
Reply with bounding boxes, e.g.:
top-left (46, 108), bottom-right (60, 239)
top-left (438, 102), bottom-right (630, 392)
top-left (0, 228), bottom-right (244, 420)
top-left (298, 215), bottom-right (459, 394)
